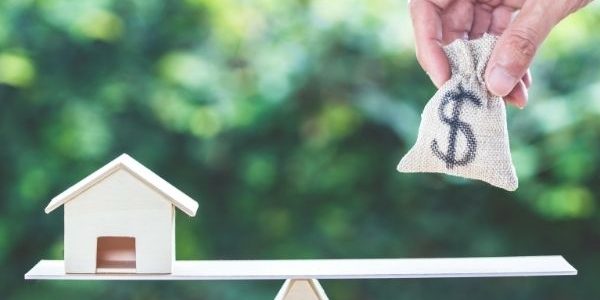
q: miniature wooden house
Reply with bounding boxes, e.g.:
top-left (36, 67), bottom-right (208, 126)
top-left (44, 154), bottom-right (198, 274)
top-left (274, 279), bottom-right (329, 300)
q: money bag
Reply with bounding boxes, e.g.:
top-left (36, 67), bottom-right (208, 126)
top-left (397, 34), bottom-right (518, 191)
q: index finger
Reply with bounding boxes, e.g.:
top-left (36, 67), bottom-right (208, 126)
top-left (409, 0), bottom-right (451, 88)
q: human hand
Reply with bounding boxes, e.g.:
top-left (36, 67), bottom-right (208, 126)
top-left (409, 0), bottom-right (591, 108)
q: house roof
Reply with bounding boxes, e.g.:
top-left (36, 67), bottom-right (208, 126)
top-left (44, 154), bottom-right (199, 217)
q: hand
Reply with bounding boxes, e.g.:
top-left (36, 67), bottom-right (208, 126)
top-left (409, 0), bottom-right (591, 108)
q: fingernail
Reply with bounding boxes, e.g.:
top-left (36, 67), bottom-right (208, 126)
top-left (520, 90), bottom-right (529, 109)
top-left (487, 66), bottom-right (518, 97)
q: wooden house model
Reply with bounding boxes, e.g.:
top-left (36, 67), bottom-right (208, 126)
top-left (44, 154), bottom-right (198, 274)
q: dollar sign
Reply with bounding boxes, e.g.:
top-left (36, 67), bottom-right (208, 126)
top-left (431, 84), bottom-right (482, 169)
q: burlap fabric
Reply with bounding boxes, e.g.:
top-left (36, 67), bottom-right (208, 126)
top-left (398, 34), bottom-right (518, 191)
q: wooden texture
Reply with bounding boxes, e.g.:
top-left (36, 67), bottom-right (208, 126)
top-left (42, 154), bottom-right (198, 274)
top-left (25, 256), bottom-right (576, 280)
top-left (63, 168), bottom-right (175, 274)
top-left (274, 279), bottom-right (328, 300)
top-left (96, 237), bottom-right (136, 273)
top-left (45, 154), bottom-right (198, 216)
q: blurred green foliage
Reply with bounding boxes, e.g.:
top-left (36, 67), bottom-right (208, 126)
top-left (1, 0), bottom-right (600, 299)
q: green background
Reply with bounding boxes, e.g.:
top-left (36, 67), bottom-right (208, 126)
top-left (2, 0), bottom-right (600, 299)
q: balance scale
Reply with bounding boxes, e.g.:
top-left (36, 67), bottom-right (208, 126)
top-left (24, 155), bottom-right (577, 299)
top-left (26, 256), bottom-right (576, 299)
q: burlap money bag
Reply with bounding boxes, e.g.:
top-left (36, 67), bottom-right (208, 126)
top-left (397, 34), bottom-right (518, 191)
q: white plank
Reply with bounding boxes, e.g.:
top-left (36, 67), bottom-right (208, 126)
top-left (25, 256), bottom-right (576, 280)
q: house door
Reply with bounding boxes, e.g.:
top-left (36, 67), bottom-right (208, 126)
top-left (96, 236), bottom-right (136, 273)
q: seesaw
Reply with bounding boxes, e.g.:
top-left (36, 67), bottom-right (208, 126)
top-left (24, 154), bottom-right (577, 299)
top-left (26, 256), bottom-right (575, 280)
top-left (25, 256), bottom-right (577, 299)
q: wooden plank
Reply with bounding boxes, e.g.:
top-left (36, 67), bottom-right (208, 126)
top-left (25, 256), bottom-right (576, 281)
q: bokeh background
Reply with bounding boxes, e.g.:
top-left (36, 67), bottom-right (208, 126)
top-left (2, 0), bottom-right (600, 299)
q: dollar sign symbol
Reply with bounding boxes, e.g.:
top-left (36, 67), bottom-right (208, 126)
top-left (431, 84), bottom-right (482, 169)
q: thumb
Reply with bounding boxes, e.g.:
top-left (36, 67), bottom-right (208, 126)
top-left (485, 0), bottom-right (569, 97)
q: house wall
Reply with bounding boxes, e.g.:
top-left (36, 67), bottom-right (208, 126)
top-left (64, 168), bottom-right (174, 274)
